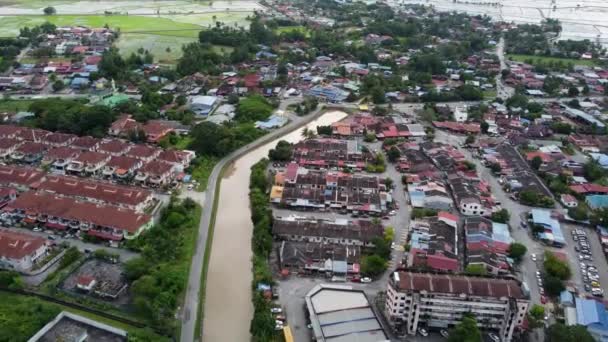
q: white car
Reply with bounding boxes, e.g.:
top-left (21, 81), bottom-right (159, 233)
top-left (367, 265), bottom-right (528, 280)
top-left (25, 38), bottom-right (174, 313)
top-left (270, 308), bottom-right (282, 314)
top-left (488, 332), bottom-right (501, 342)
top-left (361, 277), bottom-right (372, 283)
top-left (418, 328), bottom-right (429, 337)
top-left (531, 253), bottom-right (537, 261)
top-left (440, 329), bottom-right (449, 338)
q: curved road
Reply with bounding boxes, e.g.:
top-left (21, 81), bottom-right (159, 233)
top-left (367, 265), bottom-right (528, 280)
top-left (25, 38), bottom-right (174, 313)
top-left (179, 103), bottom-right (334, 342)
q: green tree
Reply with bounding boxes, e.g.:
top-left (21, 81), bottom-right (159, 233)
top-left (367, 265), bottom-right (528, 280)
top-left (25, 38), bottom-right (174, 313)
top-left (568, 86), bottom-right (580, 97)
top-left (387, 146), bottom-right (400, 163)
top-left (531, 156), bottom-right (543, 170)
top-left (268, 140), bottom-right (293, 161)
top-left (480, 121), bottom-right (489, 134)
top-left (52, 80), bottom-right (65, 92)
top-left (361, 255), bottom-right (387, 277)
top-left (491, 209), bottom-right (510, 223)
top-left (465, 264), bottom-right (486, 275)
top-left (546, 323), bottom-right (595, 342)
top-left (544, 251), bottom-right (571, 280)
top-left (508, 242), bottom-right (527, 263)
top-left (43, 6), bottom-right (56, 15)
top-left (448, 315), bottom-right (482, 342)
top-left (465, 134), bottom-right (475, 145)
top-left (568, 205), bottom-right (589, 221)
top-left (528, 304), bottom-right (545, 328)
top-left (235, 95), bottom-right (273, 122)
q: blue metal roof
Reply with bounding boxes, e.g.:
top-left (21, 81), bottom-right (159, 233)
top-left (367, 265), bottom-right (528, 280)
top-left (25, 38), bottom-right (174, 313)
top-left (587, 195), bottom-right (608, 210)
top-left (560, 290), bottom-right (574, 305)
top-left (576, 298), bottom-right (608, 329)
top-left (531, 209), bottom-right (565, 245)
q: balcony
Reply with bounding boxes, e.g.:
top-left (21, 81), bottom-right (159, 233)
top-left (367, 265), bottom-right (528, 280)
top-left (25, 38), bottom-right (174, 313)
top-left (149, 175), bottom-right (163, 184)
top-left (135, 173), bottom-right (148, 182)
top-left (102, 166), bottom-right (115, 177)
top-left (85, 164), bottom-right (102, 175)
top-left (10, 152), bottom-right (24, 161)
top-left (67, 162), bottom-right (84, 174)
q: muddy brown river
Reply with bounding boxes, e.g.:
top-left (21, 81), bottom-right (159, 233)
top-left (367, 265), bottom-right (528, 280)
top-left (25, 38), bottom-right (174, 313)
top-left (201, 110), bottom-right (347, 341)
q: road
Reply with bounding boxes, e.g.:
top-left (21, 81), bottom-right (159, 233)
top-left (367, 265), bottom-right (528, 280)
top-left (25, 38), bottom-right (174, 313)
top-left (179, 104), bottom-right (340, 342)
top-left (495, 37), bottom-right (515, 99)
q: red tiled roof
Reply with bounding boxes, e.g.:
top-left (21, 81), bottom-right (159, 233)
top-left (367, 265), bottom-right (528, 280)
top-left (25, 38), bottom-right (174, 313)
top-left (44, 132), bottom-right (76, 145)
top-left (16, 142), bottom-right (46, 154)
top-left (157, 149), bottom-right (189, 164)
top-left (0, 138), bottom-right (20, 150)
top-left (125, 145), bottom-right (161, 159)
top-left (570, 184), bottom-right (608, 195)
top-left (72, 136), bottom-right (100, 150)
top-left (396, 271), bottom-right (524, 299)
top-left (140, 160), bottom-right (173, 176)
top-left (0, 229), bottom-right (45, 260)
top-left (6, 191), bottom-right (151, 233)
top-left (45, 147), bottom-right (80, 160)
top-left (16, 128), bottom-right (50, 142)
top-left (37, 175), bottom-right (151, 208)
top-left (105, 156), bottom-right (141, 170)
top-left (0, 125), bottom-right (22, 137)
top-left (0, 165), bottom-right (45, 187)
top-left (74, 151), bottom-right (108, 165)
top-left (97, 139), bottom-right (131, 154)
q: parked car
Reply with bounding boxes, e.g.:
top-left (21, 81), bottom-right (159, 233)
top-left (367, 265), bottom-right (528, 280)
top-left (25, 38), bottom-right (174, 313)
top-left (361, 277), bottom-right (372, 283)
top-left (418, 328), bottom-right (429, 337)
top-left (440, 329), bottom-right (449, 338)
top-left (270, 307), bottom-right (282, 314)
top-left (531, 253), bottom-right (537, 261)
top-left (488, 332), bottom-right (501, 342)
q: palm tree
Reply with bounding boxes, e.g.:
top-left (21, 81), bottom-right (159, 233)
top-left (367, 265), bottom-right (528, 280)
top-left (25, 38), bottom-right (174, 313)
top-left (301, 127), bottom-right (316, 139)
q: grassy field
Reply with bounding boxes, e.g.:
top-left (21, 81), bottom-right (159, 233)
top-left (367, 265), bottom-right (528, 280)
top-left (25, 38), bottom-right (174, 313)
top-left (0, 291), bottom-right (145, 334)
top-left (507, 54), bottom-right (598, 67)
top-left (274, 25), bottom-right (310, 36)
top-left (0, 12), bottom-right (247, 63)
top-left (0, 99), bottom-right (34, 112)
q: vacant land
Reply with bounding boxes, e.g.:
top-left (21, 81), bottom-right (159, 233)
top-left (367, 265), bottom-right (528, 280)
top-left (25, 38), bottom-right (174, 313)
top-left (0, 1), bottom-right (253, 63)
top-left (0, 99), bottom-right (34, 112)
top-left (507, 54), bottom-right (598, 67)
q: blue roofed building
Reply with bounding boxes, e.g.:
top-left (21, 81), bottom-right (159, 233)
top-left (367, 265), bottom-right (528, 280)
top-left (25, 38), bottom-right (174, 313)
top-left (570, 297), bottom-right (608, 342)
top-left (590, 153), bottom-right (608, 169)
top-left (587, 195), bottom-right (608, 210)
top-left (307, 85), bottom-right (349, 103)
top-left (70, 77), bottom-right (90, 89)
top-left (255, 114), bottom-right (288, 130)
top-left (530, 209), bottom-right (566, 247)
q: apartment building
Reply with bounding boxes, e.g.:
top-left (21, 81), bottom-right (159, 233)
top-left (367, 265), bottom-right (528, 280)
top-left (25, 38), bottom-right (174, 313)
top-left (385, 271), bottom-right (529, 342)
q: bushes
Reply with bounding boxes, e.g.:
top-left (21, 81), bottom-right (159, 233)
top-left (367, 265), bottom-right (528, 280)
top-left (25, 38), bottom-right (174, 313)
top-left (490, 209), bottom-right (510, 223)
top-left (411, 208), bottom-right (438, 219)
top-left (122, 197), bottom-right (200, 335)
top-left (248, 159), bottom-right (276, 340)
top-left (268, 140), bottom-right (293, 161)
top-left (59, 247), bottom-right (82, 269)
top-left (519, 190), bottom-right (554, 208)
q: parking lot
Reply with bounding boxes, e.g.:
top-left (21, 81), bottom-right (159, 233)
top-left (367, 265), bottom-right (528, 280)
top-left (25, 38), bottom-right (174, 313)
top-left (562, 223), bottom-right (608, 297)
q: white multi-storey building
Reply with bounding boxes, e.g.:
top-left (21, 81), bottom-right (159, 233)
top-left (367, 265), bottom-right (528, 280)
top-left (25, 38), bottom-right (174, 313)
top-left (385, 271), bottom-right (529, 342)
